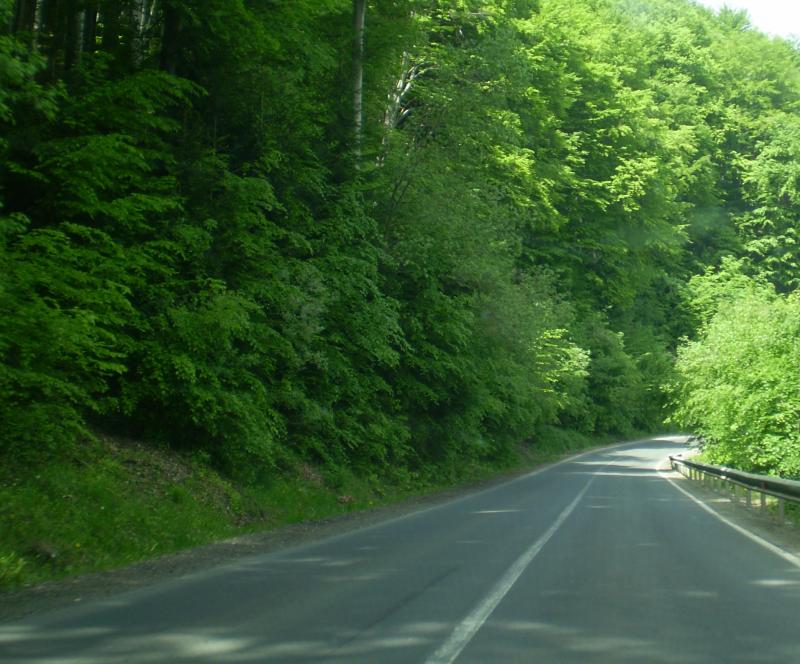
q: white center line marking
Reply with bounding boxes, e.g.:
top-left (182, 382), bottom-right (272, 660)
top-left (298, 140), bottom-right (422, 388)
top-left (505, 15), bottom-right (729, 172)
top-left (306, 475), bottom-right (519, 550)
top-left (425, 479), bottom-right (594, 664)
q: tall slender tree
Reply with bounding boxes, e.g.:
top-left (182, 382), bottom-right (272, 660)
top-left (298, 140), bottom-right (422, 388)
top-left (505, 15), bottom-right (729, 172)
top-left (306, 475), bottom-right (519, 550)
top-left (352, 0), bottom-right (366, 159)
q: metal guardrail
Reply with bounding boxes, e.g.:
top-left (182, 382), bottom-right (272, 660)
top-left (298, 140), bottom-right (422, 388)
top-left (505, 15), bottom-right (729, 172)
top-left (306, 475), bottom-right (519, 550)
top-left (670, 455), bottom-right (800, 523)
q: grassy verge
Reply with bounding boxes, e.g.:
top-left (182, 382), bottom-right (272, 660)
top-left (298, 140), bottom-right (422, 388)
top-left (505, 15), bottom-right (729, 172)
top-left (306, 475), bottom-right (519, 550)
top-left (0, 427), bottom-right (615, 591)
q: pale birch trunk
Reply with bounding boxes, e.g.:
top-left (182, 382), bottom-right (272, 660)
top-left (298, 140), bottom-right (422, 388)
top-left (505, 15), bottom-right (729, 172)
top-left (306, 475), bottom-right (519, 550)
top-left (352, 0), bottom-right (366, 161)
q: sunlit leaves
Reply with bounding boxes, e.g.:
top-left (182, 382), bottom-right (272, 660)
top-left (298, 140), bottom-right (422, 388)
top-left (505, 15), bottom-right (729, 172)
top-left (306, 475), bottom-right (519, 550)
top-left (672, 274), bottom-right (800, 476)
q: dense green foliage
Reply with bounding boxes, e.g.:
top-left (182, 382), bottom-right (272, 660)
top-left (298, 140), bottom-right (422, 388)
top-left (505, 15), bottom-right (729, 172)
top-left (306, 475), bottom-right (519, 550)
top-left (675, 261), bottom-right (800, 477)
top-left (2, 0), bottom-right (800, 488)
top-left (672, 263), bottom-right (800, 475)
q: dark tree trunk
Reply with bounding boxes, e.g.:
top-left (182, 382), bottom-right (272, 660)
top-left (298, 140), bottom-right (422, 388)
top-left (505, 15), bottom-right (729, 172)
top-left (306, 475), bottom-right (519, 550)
top-left (64, 0), bottom-right (81, 70)
top-left (100, 0), bottom-right (120, 54)
top-left (160, 0), bottom-right (181, 74)
top-left (39, 0), bottom-right (65, 74)
top-left (12, 0), bottom-right (38, 34)
top-left (82, 1), bottom-right (98, 54)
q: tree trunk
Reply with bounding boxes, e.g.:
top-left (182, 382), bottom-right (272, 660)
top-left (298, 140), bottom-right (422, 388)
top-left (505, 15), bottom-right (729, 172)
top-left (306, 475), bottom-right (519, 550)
top-left (82, 1), bottom-right (97, 54)
top-left (352, 0), bottom-right (366, 160)
top-left (39, 0), bottom-right (64, 73)
top-left (12, 0), bottom-right (38, 34)
top-left (378, 52), bottom-right (416, 167)
top-left (160, 0), bottom-right (181, 74)
top-left (100, 0), bottom-right (121, 54)
top-left (128, 0), bottom-right (144, 66)
top-left (141, 0), bottom-right (157, 35)
top-left (64, 0), bottom-right (82, 70)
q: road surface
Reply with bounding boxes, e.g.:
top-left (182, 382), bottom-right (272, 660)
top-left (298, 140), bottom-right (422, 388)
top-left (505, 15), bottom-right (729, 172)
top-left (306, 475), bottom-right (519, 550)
top-left (3, 436), bottom-right (800, 662)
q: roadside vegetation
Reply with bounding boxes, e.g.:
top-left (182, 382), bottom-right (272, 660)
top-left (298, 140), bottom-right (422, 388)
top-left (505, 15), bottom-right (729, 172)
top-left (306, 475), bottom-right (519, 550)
top-left (2, 0), bottom-right (800, 588)
top-left (0, 427), bottom-right (598, 590)
top-left (671, 263), bottom-right (800, 476)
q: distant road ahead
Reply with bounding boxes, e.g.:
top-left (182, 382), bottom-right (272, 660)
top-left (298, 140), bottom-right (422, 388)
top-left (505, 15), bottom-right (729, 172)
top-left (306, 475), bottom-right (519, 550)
top-left (4, 436), bottom-right (800, 663)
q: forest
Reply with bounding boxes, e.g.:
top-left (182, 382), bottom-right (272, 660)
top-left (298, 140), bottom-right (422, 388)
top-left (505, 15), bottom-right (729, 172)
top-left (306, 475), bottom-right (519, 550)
top-left (2, 0), bottom-right (800, 494)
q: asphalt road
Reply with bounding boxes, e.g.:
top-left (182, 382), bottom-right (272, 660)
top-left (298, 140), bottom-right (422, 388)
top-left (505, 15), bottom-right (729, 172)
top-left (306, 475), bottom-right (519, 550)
top-left (4, 436), bottom-right (800, 663)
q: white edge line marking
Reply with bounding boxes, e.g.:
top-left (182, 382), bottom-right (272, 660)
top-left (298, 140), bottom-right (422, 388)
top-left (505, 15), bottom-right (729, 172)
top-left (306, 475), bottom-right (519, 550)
top-left (425, 479), bottom-right (595, 664)
top-left (657, 458), bottom-right (800, 570)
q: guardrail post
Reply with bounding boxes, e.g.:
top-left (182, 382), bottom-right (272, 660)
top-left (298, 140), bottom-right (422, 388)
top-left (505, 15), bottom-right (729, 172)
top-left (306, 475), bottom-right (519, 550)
top-left (675, 460), bottom-right (800, 523)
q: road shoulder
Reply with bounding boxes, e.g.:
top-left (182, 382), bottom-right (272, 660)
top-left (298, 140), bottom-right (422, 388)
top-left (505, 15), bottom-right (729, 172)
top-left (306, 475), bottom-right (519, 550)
top-left (660, 457), bottom-right (800, 566)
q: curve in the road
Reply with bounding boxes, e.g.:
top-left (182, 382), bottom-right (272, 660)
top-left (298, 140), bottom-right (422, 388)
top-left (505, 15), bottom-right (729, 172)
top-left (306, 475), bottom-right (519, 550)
top-left (3, 436), bottom-right (800, 663)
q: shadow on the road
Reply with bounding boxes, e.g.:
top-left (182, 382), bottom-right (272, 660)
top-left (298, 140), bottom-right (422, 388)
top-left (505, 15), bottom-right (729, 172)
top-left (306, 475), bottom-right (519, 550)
top-left (5, 561), bottom-right (800, 664)
top-left (563, 460), bottom-right (664, 478)
top-left (563, 470), bottom-right (663, 478)
top-left (459, 608), bottom-right (800, 663)
top-left (5, 435), bottom-right (799, 663)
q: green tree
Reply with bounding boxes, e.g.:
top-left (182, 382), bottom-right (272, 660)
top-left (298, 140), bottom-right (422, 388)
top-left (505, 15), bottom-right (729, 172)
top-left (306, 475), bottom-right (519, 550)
top-left (672, 265), bottom-right (800, 476)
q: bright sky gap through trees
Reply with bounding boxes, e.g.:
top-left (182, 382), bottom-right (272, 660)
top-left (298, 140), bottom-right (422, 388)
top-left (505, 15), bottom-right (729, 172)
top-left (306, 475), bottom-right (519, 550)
top-left (694, 0), bottom-right (800, 38)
